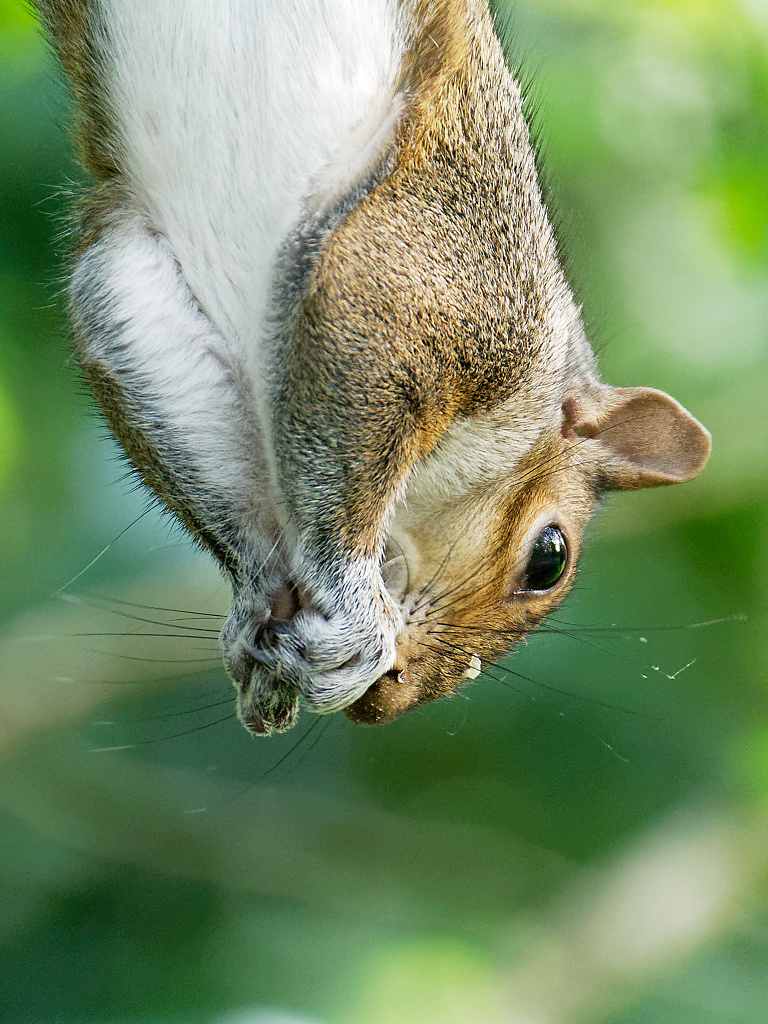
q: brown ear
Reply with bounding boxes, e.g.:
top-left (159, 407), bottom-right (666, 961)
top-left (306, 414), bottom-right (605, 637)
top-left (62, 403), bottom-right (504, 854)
top-left (571, 387), bottom-right (711, 491)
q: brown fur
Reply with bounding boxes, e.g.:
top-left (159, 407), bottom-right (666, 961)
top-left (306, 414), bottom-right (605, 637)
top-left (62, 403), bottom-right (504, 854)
top-left (35, 0), bottom-right (120, 179)
top-left (281, 1), bottom-right (562, 555)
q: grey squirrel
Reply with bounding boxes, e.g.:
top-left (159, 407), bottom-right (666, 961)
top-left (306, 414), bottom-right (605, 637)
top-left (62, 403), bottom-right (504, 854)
top-left (35, 0), bottom-right (710, 734)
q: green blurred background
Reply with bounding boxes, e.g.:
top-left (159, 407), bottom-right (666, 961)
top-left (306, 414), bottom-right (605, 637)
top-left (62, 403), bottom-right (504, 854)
top-left (1, 0), bottom-right (767, 1021)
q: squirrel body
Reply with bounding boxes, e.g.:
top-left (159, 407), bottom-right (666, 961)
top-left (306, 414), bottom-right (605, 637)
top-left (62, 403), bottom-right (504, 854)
top-left (35, 0), bottom-right (711, 733)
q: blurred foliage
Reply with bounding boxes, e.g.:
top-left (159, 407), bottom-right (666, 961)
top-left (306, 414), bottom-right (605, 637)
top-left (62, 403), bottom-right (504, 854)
top-left (1, 0), bottom-right (767, 1022)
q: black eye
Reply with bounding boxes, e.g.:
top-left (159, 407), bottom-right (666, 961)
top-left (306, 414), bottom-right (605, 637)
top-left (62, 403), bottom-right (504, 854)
top-left (523, 525), bottom-right (568, 592)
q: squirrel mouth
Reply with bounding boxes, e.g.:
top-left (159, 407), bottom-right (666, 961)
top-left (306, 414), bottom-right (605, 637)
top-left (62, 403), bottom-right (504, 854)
top-left (343, 666), bottom-right (416, 725)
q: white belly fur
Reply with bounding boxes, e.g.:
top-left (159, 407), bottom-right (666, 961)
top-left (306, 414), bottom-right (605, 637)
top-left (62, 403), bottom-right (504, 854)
top-left (101, 0), bottom-right (405, 358)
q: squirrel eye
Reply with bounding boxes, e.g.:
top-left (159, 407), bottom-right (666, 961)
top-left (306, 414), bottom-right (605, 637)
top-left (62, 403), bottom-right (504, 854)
top-left (522, 525), bottom-right (568, 592)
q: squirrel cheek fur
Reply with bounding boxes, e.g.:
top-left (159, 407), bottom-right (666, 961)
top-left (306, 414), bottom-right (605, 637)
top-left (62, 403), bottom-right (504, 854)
top-left (36, 0), bottom-right (711, 734)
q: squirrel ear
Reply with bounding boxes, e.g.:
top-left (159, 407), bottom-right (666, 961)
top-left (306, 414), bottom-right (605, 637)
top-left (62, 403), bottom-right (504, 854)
top-left (569, 387), bottom-right (711, 491)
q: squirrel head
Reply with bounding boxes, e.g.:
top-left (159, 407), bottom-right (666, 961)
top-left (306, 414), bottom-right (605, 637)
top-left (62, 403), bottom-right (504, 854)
top-left (344, 384), bottom-right (710, 724)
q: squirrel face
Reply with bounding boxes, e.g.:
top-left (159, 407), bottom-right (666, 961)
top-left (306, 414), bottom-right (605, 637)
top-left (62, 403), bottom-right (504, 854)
top-left (347, 430), bottom-right (593, 724)
top-left (38, 0), bottom-right (711, 734)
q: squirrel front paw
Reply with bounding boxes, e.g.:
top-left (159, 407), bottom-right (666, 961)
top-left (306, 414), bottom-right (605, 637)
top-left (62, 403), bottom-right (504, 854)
top-left (259, 588), bottom-right (400, 711)
top-left (222, 558), bottom-right (401, 734)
